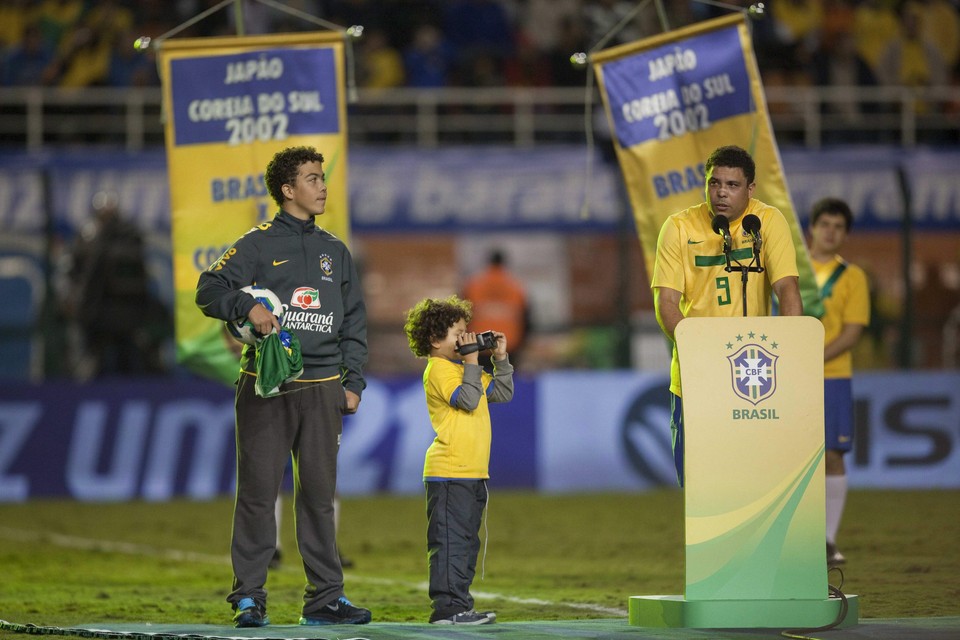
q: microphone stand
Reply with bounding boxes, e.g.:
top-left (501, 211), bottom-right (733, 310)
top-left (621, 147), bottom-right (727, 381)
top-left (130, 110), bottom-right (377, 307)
top-left (723, 232), bottom-right (764, 317)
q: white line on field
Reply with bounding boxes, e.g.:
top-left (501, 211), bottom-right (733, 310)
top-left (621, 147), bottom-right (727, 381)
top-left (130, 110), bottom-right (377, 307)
top-left (0, 526), bottom-right (628, 617)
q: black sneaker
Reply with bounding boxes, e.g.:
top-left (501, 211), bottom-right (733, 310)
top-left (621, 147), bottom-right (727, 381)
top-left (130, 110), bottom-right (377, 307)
top-left (233, 597), bottom-right (269, 628)
top-left (431, 609), bottom-right (495, 625)
top-left (299, 596), bottom-right (371, 625)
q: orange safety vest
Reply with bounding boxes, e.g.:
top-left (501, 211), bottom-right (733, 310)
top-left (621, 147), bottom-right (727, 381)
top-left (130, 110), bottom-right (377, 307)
top-left (463, 266), bottom-right (527, 349)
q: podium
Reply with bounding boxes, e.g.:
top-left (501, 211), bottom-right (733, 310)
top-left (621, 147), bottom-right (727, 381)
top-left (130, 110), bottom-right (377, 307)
top-left (629, 317), bottom-right (858, 628)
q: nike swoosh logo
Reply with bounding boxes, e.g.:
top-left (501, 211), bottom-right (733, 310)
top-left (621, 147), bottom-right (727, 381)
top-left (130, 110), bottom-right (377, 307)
top-left (838, 436), bottom-right (851, 442)
top-left (272, 259), bottom-right (289, 266)
top-left (687, 239), bottom-right (704, 244)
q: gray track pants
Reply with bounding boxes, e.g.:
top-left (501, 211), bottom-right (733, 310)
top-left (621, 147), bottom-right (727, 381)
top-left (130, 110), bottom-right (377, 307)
top-left (228, 375), bottom-right (346, 616)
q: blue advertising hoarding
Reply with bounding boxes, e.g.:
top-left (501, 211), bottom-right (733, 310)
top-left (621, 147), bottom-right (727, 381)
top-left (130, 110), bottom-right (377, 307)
top-left (1, 371), bottom-right (956, 502)
top-left (2, 147), bottom-right (959, 238)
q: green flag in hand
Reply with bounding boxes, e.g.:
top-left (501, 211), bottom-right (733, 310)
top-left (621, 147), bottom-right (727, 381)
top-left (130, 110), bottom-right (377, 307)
top-left (255, 330), bottom-right (304, 398)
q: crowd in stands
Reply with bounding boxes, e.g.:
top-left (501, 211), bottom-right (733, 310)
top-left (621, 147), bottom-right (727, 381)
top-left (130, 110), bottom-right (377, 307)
top-left (1, 0), bottom-right (957, 98)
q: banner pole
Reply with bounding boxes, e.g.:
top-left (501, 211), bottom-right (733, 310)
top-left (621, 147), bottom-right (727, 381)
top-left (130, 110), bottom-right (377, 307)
top-left (233, 0), bottom-right (246, 36)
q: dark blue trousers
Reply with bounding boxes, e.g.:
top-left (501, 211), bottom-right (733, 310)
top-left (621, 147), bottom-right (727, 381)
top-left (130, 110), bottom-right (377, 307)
top-left (425, 479), bottom-right (487, 621)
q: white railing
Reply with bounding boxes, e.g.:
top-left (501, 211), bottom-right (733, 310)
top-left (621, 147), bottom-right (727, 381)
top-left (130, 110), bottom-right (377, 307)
top-left (0, 85), bottom-right (957, 151)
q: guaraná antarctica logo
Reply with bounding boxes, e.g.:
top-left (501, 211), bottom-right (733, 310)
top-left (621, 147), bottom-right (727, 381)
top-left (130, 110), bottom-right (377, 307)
top-left (726, 331), bottom-right (779, 407)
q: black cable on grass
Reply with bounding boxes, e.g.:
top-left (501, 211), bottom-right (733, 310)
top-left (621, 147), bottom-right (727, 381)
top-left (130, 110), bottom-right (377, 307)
top-left (780, 567), bottom-right (850, 640)
top-left (0, 620), bottom-right (372, 640)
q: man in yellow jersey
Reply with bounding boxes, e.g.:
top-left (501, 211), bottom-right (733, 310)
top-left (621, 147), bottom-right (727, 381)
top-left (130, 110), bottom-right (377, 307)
top-left (807, 197), bottom-right (870, 568)
top-left (652, 145), bottom-right (804, 486)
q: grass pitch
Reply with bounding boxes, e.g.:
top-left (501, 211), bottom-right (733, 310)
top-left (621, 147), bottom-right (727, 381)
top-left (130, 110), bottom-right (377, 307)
top-left (0, 490), bottom-right (958, 629)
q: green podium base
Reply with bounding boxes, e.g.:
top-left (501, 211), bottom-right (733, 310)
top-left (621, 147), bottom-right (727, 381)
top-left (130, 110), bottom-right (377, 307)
top-left (629, 594), bottom-right (859, 629)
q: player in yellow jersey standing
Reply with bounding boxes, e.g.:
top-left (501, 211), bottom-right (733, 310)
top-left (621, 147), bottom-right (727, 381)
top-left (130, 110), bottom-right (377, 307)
top-left (807, 197), bottom-right (870, 568)
top-left (652, 145), bottom-right (804, 486)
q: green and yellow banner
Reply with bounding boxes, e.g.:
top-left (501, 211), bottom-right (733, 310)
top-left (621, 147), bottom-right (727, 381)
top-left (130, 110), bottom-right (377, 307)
top-left (158, 32), bottom-right (350, 384)
top-left (592, 14), bottom-right (822, 317)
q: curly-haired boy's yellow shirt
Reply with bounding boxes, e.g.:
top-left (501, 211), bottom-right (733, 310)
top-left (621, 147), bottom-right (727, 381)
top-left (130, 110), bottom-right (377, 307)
top-left (652, 199), bottom-right (799, 396)
top-left (422, 356), bottom-right (494, 479)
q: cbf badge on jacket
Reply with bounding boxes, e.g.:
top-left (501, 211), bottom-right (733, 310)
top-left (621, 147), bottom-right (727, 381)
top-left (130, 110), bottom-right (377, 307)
top-left (320, 254), bottom-right (334, 279)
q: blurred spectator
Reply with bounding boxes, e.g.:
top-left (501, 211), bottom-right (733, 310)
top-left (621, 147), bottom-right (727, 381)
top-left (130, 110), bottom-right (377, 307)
top-left (270, 0), bottom-right (325, 33)
top-left (225, 0), bottom-right (275, 35)
top-left (443, 0), bottom-right (516, 85)
top-left (0, 0), bottom-right (955, 97)
top-left (174, 0), bottom-right (237, 38)
top-left (913, 261), bottom-right (960, 367)
top-left (876, 1), bottom-right (948, 108)
top-left (808, 21), bottom-right (880, 142)
top-left (0, 0), bottom-right (33, 52)
top-left (403, 23), bottom-right (454, 88)
top-left (463, 51), bottom-right (505, 87)
top-left (377, 1), bottom-right (444, 55)
top-left (107, 28), bottom-right (160, 87)
top-left (1, 22), bottom-right (54, 86)
top-left (504, 31), bottom-right (552, 86)
top-left (36, 0), bottom-right (85, 53)
top-left (772, 0), bottom-right (824, 58)
top-left (462, 249), bottom-right (531, 369)
top-left (853, 0), bottom-right (903, 73)
top-left (583, 0), bottom-right (656, 48)
top-left (521, 0), bottom-right (581, 54)
top-left (546, 16), bottom-right (589, 88)
top-left (351, 24), bottom-right (406, 142)
top-left (82, 0), bottom-right (135, 43)
top-left (42, 0), bottom-right (131, 90)
top-left (42, 26), bottom-right (109, 87)
top-left (137, 0), bottom-right (182, 41)
top-left (914, 0), bottom-right (960, 72)
top-left (327, 0), bottom-right (382, 33)
top-left (65, 191), bottom-right (166, 379)
top-left (356, 27), bottom-right (405, 89)
top-left (755, 0), bottom-right (821, 87)
top-left (819, 0), bottom-right (856, 44)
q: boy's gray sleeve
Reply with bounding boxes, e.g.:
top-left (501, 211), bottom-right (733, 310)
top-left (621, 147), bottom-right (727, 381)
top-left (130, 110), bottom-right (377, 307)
top-left (453, 363), bottom-right (485, 411)
top-left (195, 235), bottom-right (259, 322)
top-left (338, 247), bottom-right (368, 396)
top-left (488, 356), bottom-right (514, 403)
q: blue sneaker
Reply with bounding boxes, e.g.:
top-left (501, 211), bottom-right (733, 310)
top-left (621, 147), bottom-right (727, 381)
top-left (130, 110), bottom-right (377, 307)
top-left (233, 597), bottom-right (269, 628)
top-left (299, 596), bottom-right (371, 625)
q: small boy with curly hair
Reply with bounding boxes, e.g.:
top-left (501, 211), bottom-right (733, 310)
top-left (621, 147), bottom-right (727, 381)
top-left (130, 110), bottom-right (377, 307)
top-left (403, 295), bottom-right (515, 625)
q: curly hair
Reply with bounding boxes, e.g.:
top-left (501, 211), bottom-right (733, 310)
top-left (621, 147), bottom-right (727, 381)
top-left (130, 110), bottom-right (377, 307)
top-left (264, 146), bottom-right (325, 206)
top-left (404, 295), bottom-right (473, 358)
top-left (705, 145), bottom-right (755, 184)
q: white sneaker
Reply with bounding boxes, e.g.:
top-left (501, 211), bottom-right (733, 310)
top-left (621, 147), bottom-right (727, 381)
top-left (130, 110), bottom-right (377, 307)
top-left (431, 610), bottom-right (495, 625)
top-left (827, 542), bottom-right (846, 567)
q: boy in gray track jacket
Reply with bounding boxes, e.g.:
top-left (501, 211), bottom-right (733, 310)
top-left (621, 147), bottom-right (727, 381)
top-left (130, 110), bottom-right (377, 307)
top-left (196, 146), bottom-right (370, 628)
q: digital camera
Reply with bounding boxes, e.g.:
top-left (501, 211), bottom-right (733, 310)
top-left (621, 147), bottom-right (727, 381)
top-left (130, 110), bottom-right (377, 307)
top-left (455, 330), bottom-right (497, 355)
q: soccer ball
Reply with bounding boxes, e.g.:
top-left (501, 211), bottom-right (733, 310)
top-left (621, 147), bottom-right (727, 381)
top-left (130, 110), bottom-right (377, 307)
top-left (225, 285), bottom-right (284, 346)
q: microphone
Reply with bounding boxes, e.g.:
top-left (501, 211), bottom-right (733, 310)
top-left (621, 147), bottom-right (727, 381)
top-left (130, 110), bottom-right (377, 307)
top-left (742, 213), bottom-right (762, 252)
top-left (711, 214), bottom-right (732, 252)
